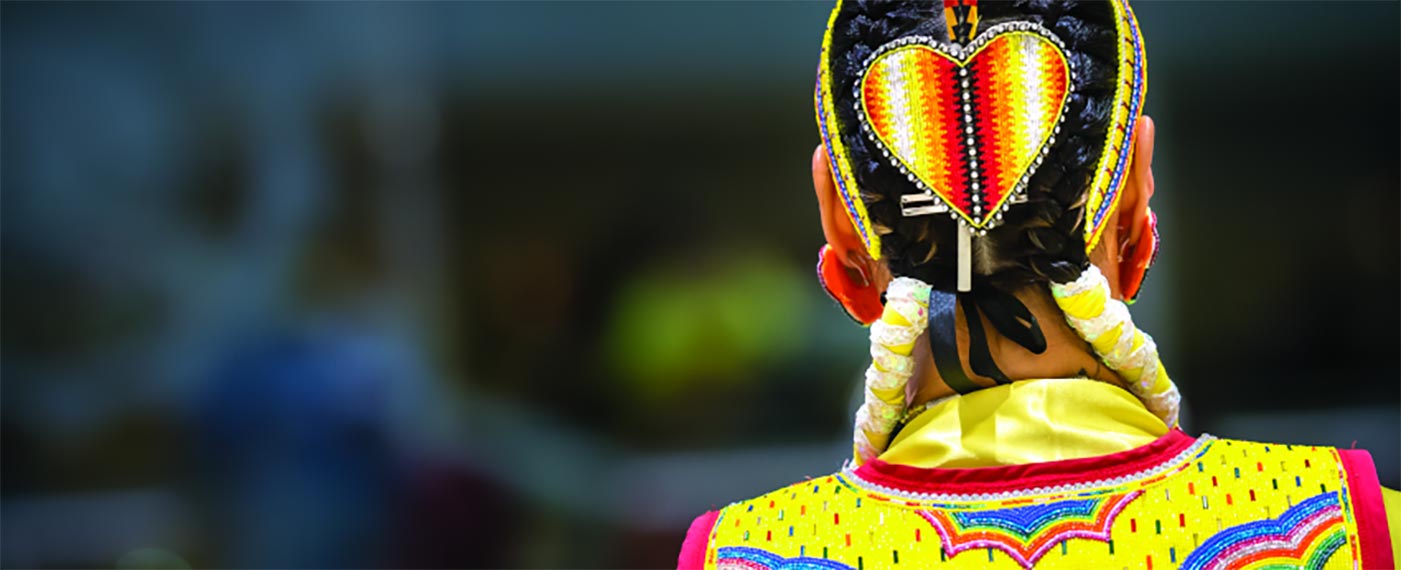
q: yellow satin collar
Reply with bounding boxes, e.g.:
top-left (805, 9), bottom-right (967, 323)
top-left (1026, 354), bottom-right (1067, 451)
top-left (880, 378), bottom-right (1169, 468)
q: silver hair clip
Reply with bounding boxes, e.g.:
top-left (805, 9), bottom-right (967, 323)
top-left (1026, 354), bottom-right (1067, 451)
top-left (900, 192), bottom-right (950, 217)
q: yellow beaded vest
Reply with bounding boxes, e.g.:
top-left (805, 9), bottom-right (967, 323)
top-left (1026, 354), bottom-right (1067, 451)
top-left (679, 380), bottom-right (1395, 570)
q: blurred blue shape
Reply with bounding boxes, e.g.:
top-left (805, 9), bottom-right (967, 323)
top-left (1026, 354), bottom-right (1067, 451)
top-left (194, 326), bottom-right (403, 568)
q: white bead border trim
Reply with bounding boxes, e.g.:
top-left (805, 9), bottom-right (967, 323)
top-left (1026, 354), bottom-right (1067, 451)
top-left (840, 434), bottom-right (1216, 504)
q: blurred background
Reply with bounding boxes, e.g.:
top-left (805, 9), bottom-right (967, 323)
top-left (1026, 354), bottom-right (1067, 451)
top-left (2, 2), bottom-right (1397, 568)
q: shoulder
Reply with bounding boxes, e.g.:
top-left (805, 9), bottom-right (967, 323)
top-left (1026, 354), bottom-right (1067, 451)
top-left (1200, 436), bottom-right (1394, 569)
top-left (678, 437), bottom-right (1396, 570)
top-left (677, 475), bottom-right (849, 570)
top-left (684, 472), bottom-right (943, 569)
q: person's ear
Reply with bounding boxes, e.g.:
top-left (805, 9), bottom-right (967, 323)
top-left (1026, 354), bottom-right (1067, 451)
top-left (1120, 117), bottom-right (1155, 249)
top-left (812, 144), bottom-right (884, 324)
top-left (1117, 116), bottom-right (1159, 301)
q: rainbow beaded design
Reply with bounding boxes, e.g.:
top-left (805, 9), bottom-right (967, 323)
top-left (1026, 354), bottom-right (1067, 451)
top-left (858, 25), bottom-right (1071, 231)
top-left (917, 491), bottom-right (1140, 569)
top-left (717, 546), bottom-right (855, 570)
top-left (701, 438), bottom-right (1363, 569)
top-left (1180, 492), bottom-right (1347, 570)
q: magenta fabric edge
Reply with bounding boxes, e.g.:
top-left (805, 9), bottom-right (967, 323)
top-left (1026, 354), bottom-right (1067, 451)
top-left (1338, 449), bottom-right (1394, 569)
top-left (677, 509), bottom-right (720, 570)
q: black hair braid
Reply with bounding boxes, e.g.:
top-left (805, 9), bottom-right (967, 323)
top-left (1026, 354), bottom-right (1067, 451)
top-left (828, 0), bottom-right (1120, 290)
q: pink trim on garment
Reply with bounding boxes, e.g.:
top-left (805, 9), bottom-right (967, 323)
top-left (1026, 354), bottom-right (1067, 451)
top-left (678, 510), bottom-right (719, 570)
top-left (1338, 449), bottom-right (1394, 570)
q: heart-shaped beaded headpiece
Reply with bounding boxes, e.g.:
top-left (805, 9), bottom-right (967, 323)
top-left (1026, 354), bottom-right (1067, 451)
top-left (815, 0), bottom-right (1147, 263)
top-left (857, 23), bottom-right (1072, 232)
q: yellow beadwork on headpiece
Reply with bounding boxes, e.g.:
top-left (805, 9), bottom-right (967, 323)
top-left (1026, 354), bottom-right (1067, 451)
top-left (815, 3), bottom-right (882, 261)
top-left (1082, 0), bottom-right (1148, 254)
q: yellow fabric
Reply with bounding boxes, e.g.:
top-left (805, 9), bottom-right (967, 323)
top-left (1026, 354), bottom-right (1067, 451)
top-left (881, 378), bottom-right (1167, 468)
top-left (1385, 486), bottom-right (1401, 565)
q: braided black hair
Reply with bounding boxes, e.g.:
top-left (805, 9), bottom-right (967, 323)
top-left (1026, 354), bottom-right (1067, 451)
top-left (827, 0), bottom-right (1120, 290)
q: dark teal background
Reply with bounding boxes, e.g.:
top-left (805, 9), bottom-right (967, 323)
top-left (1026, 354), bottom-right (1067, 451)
top-left (2, 2), bottom-right (1397, 568)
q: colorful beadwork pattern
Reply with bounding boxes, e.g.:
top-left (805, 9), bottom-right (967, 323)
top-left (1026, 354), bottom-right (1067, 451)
top-left (717, 546), bottom-right (856, 570)
top-left (918, 491), bottom-right (1140, 569)
top-left (1082, 0), bottom-right (1148, 254)
top-left (702, 436), bottom-right (1364, 569)
top-left (1179, 492), bottom-right (1346, 570)
top-left (858, 25), bottom-right (1071, 231)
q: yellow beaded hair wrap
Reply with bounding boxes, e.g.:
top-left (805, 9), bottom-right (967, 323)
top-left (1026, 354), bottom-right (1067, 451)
top-left (1050, 265), bottom-right (1180, 427)
top-left (853, 266), bottom-right (1182, 465)
top-left (853, 277), bottom-right (931, 465)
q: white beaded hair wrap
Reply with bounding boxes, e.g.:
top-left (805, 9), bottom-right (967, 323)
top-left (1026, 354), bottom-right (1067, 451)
top-left (853, 276), bottom-right (932, 465)
top-left (1049, 265), bottom-right (1181, 428)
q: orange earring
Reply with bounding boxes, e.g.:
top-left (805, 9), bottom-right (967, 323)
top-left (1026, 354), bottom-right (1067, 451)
top-left (1120, 208), bottom-right (1159, 304)
top-left (817, 245), bottom-right (883, 325)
